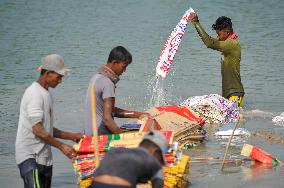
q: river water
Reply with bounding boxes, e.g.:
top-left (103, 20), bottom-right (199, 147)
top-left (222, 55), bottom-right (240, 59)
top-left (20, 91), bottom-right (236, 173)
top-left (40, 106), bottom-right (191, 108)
top-left (0, 0), bottom-right (283, 187)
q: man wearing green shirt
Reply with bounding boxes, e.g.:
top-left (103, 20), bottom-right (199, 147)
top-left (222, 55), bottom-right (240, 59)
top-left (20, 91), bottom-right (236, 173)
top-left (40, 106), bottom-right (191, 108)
top-left (190, 13), bottom-right (245, 107)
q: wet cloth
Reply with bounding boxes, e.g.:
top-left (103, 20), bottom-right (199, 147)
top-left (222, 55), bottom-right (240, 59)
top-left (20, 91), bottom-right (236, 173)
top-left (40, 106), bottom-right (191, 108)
top-left (85, 66), bottom-right (117, 135)
top-left (192, 21), bottom-right (244, 98)
top-left (18, 158), bottom-right (52, 188)
top-left (15, 81), bottom-right (53, 166)
top-left (93, 147), bottom-right (163, 187)
top-left (215, 128), bottom-right (249, 136)
top-left (215, 122), bottom-right (250, 137)
top-left (156, 8), bottom-right (195, 78)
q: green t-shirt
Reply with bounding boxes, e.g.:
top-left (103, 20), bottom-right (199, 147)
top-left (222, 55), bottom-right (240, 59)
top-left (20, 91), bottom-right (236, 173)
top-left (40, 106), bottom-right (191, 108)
top-left (192, 22), bottom-right (244, 98)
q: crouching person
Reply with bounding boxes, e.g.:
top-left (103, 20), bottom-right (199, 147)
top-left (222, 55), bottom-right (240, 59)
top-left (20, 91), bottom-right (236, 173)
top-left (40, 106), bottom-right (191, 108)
top-left (90, 131), bottom-right (167, 188)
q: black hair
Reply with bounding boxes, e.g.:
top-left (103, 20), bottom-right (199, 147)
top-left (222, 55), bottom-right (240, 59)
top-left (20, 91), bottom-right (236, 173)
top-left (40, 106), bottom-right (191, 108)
top-left (107, 46), bottom-right (132, 64)
top-left (40, 69), bottom-right (48, 76)
top-left (212, 16), bottom-right (233, 31)
top-left (139, 139), bottom-right (163, 164)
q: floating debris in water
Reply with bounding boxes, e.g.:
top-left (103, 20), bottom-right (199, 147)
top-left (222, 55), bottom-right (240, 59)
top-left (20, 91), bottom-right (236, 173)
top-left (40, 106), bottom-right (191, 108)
top-left (272, 112), bottom-right (284, 126)
top-left (241, 144), bottom-right (283, 166)
top-left (252, 130), bottom-right (284, 145)
top-left (215, 122), bottom-right (250, 138)
top-left (215, 128), bottom-right (250, 137)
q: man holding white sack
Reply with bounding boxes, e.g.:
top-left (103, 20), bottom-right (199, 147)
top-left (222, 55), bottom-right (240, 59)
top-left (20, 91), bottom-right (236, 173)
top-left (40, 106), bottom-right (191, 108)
top-left (190, 12), bottom-right (245, 107)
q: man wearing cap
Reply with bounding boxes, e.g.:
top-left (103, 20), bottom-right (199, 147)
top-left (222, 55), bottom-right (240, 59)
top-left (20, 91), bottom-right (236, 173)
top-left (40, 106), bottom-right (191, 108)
top-left (15, 54), bottom-right (83, 188)
top-left (190, 13), bottom-right (245, 107)
top-left (90, 130), bottom-right (167, 188)
top-left (85, 46), bottom-right (148, 135)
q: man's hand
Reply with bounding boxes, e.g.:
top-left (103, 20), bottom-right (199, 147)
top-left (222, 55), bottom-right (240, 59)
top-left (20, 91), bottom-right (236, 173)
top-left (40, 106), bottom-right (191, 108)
top-left (59, 144), bottom-right (77, 160)
top-left (32, 124), bottom-right (79, 160)
top-left (190, 12), bottom-right (199, 23)
top-left (72, 133), bottom-right (84, 143)
top-left (53, 128), bottom-right (84, 143)
top-left (138, 112), bottom-right (151, 120)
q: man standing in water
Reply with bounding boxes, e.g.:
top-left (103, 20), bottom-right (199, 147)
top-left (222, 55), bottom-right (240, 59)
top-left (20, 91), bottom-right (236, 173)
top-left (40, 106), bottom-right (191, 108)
top-left (190, 13), bottom-right (245, 107)
top-left (15, 54), bottom-right (83, 188)
top-left (85, 46), bottom-right (147, 135)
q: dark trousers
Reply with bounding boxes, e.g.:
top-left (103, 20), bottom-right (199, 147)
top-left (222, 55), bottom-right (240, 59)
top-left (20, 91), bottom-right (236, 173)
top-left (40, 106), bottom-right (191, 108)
top-left (18, 158), bottom-right (53, 188)
top-left (91, 181), bottom-right (131, 188)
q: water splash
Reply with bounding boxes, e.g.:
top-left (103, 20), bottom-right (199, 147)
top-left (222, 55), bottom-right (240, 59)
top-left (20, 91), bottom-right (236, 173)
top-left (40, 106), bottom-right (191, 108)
top-left (145, 60), bottom-right (178, 109)
top-left (148, 74), bottom-right (167, 108)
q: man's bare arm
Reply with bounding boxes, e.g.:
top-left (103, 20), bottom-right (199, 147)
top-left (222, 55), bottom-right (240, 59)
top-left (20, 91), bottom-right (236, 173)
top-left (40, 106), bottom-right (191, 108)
top-left (53, 127), bottom-right (83, 142)
top-left (103, 98), bottom-right (122, 134)
top-left (32, 123), bottom-right (77, 159)
top-left (114, 107), bottom-right (146, 118)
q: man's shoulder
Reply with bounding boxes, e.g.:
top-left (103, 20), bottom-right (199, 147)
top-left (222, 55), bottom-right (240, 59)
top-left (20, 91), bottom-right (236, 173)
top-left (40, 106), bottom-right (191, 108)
top-left (224, 39), bottom-right (241, 52)
top-left (227, 38), bottom-right (240, 45)
top-left (22, 83), bottom-right (51, 105)
top-left (92, 74), bottom-right (112, 83)
top-left (24, 82), bottom-right (43, 97)
top-left (92, 74), bottom-right (114, 87)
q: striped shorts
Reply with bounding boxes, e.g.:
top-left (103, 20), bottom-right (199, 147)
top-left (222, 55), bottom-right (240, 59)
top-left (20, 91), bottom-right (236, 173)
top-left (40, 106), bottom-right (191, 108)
top-left (18, 158), bottom-right (52, 188)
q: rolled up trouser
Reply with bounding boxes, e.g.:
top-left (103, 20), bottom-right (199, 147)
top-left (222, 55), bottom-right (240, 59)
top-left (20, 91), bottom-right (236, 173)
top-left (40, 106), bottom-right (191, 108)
top-left (229, 95), bottom-right (244, 107)
top-left (18, 158), bottom-right (52, 188)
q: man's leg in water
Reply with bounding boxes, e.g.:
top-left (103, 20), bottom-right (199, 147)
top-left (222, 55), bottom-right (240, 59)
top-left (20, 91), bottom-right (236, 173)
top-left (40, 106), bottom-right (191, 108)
top-left (18, 158), bottom-right (52, 188)
top-left (229, 95), bottom-right (244, 107)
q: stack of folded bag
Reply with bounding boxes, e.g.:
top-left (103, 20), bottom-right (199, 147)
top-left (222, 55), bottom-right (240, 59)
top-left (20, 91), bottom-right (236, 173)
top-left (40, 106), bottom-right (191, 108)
top-left (138, 105), bottom-right (206, 149)
top-left (72, 131), bottom-right (190, 188)
top-left (180, 94), bottom-right (240, 125)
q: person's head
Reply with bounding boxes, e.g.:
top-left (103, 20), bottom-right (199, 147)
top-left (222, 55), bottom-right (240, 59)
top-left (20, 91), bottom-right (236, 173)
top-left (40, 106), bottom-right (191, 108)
top-left (107, 46), bottom-right (132, 76)
top-left (212, 16), bottom-right (233, 41)
top-left (139, 131), bottom-right (168, 165)
top-left (38, 54), bottom-right (69, 88)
